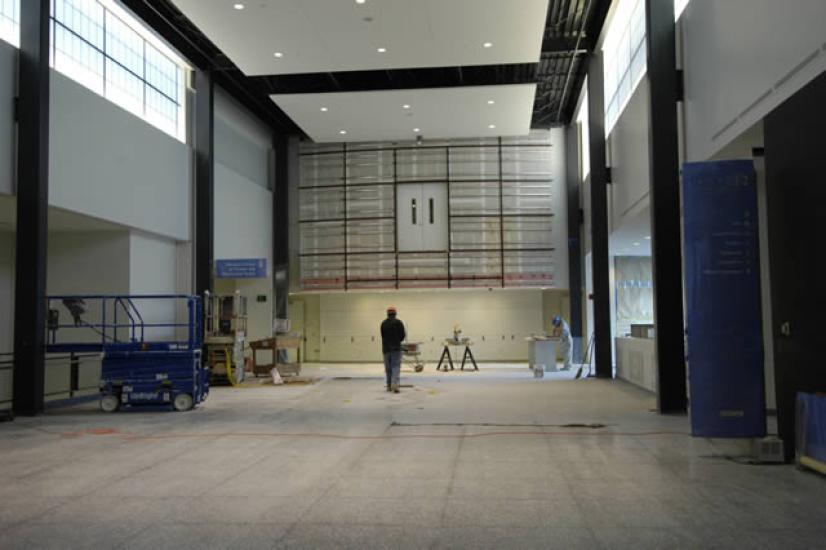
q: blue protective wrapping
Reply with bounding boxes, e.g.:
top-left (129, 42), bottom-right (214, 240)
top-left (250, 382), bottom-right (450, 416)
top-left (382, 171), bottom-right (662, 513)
top-left (683, 160), bottom-right (766, 438)
top-left (797, 392), bottom-right (826, 470)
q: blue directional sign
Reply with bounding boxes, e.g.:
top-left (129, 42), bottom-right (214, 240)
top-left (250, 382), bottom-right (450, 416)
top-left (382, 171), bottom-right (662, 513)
top-left (215, 258), bottom-right (267, 279)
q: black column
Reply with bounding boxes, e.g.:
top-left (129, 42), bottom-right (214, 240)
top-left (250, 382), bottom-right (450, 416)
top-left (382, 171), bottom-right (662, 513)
top-left (13, 0), bottom-right (51, 416)
top-left (645, 0), bottom-right (687, 413)
top-left (565, 124), bottom-right (583, 362)
top-left (273, 134), bottom-right (289, 320)
top-left (587, 54), bottom-right (612, 378)
top-left (194, 70), bottom-right (214, 298)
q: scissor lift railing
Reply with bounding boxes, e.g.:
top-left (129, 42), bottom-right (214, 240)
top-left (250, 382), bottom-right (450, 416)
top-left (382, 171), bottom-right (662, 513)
top-left (46, 295), bottom-right (202, 354)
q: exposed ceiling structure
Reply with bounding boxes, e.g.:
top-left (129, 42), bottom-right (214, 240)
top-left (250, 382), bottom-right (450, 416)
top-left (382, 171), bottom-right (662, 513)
top-left (123, 0), bottom-right (610, 138)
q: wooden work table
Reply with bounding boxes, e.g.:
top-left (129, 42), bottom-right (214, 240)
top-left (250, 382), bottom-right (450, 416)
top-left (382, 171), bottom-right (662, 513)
top-left (249, 335), bottom-right (302, 377)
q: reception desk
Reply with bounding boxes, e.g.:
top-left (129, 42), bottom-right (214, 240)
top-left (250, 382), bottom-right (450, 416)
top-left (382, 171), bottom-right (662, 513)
top-left (526, 336), bottom-right (559, 371)
top-left (615, 336), bottom-right (657, 393)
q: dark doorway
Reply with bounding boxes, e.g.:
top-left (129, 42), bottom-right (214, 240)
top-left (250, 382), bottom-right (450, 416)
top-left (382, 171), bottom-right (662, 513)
top-left (764, 71), bottom-right (826, 461)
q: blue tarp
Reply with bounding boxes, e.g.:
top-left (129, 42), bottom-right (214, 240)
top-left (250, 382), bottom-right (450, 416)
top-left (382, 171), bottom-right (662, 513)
top-left (798, 392), bottom-right (826, 468)
top-left (683, 160), bottom-right (766, 438)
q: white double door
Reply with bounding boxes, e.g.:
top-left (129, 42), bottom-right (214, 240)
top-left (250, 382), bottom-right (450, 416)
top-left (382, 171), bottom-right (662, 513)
top-left (396, 183), bottom-right (448, 252)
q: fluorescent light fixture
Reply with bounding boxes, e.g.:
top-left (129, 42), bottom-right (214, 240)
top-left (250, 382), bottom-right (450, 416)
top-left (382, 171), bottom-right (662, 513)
top-left (377, 47), bottom-right (387, 53)
top-left (644, 235), bottom-right (651, 240)
top-left (320, 107), bottom-right (328, 112)
top-left (274, 52), bottom-right (284, 58)
top-left (633, 242), bottom-right (640, 246)
top-left (488, 124), bottom-right (496, 129)
top-left (413, 128), bottom-right (420, 132)
top-left (339, 130), bottom-right (347, 135)
top-left (356, 0), bottom-right (366, 4)
top-left (487, 100), bottom-right (495, 105)
top-left (233, 3), bottom-right (244, 10)
top-left (402, 104), bottom-right (411, 109)
top-left (483, 42), bottom-right (493, 48)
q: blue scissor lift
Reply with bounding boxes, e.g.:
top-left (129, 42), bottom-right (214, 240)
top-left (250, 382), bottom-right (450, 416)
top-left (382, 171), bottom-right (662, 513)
top-left (46, 295), bottom-right (209, 412)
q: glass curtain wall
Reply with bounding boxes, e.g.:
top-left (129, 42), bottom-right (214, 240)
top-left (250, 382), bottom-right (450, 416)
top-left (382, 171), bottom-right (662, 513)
top-left (0, 0), bottom-right (186, 141)
top-left (299, 132), bottom-right (560, 291)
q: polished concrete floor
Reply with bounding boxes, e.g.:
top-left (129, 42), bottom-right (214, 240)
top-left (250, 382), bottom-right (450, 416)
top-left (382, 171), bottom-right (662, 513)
top-left (0, 364), bottom-right (823, 549)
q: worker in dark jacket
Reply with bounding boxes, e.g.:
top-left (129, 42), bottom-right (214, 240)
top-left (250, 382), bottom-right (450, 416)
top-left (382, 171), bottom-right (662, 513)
top-left (380, 306), bottom-right (406, 393)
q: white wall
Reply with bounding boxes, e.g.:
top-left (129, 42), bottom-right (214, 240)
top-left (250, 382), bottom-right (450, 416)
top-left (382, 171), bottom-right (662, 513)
top-left (607, 77), bottom-right (650, 234)
top-left (215, 87), bottom-right (271, 190)
top-left (47, 231), bottom-right (131, 295)
top-left (213, 88), bottom-right (274, 340)
top-left (214, 163), bottom-right (273, 265)
top-left (681, 0), bottom-right (826, 161)
top-left (548, 127), bottom-right (569, 289)
top-left (128, 231), bottom-right (179, 341)
top-left (0, 41), bottom-right (15, 196)
top-left (49, 72), bottom-right (190, 240)
top-left (318, 289), bottom-right (556, 363)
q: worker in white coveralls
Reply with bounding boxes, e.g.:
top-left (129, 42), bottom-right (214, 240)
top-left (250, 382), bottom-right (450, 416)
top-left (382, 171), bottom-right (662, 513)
top-left (551, 315), bottom-right (573, 371)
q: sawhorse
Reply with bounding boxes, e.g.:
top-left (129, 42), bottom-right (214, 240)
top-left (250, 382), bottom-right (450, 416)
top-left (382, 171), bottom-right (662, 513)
top-left (436, 341), bottom-right (478, 372)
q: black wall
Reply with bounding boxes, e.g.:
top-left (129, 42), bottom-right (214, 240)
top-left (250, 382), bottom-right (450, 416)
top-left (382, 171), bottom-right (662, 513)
top-left (764, 71), bottom-right (826, 460)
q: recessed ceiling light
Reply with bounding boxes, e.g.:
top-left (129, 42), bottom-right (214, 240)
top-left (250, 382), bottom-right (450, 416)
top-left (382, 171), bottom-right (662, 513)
top-left (413, 128), bottom-right (420, 133)
top-left (356, 0), bottom-right (366, 4)
top-left (273, 52), bottom-right (284, 58)
top-left (339, 130), bottom-right (347, 135)
top-left (233, 3), bottom-right (244, 10)
top-left (320, 107), bottom-right (328, 112)
top-left (487, 100), bottom-right (495, 105)
top-left (488, 124), bottom-right (496, 129)
top-left (377, 47), bottom-right (387, 53)
top-left (483, 42), bottom-right (493, 48)
top-left (633, 242), bottom-right (641, 246)
top-left (402, 104), bottom-right (411, 109)
top-left (644, 235), bottom-right (651, 240)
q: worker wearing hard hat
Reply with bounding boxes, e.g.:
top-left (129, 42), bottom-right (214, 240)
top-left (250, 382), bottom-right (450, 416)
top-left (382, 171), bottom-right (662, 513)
top-left (551, 315), bottom-right (573, 371)
top-left (380, 306), bottom-right (406, 393)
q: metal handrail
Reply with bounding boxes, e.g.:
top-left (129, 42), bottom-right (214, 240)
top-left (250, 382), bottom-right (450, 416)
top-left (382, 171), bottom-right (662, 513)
top-left (46, 294), bottom-right (202, 351)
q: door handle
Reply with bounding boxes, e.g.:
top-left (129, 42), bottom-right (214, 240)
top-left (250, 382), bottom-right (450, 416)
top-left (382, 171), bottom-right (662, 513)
top-left (411, 198), bottom-right (417, 225)
top-left (429, 197), bottom-right (434, 224)
top-left (780, 322), bottom-right (791, 337)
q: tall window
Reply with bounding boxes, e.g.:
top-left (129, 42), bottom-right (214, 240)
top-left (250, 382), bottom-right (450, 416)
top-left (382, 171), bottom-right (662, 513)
top-left (0, 0), bottom-right (186, 141)
top-left (603, 0), bottom-right (646, 134)
top-left (0, 0), bottom-right (18, 47)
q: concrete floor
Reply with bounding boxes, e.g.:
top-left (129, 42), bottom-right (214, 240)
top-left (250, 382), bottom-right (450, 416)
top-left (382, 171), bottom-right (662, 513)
top-left (0, 364), bottom-right (824, 549)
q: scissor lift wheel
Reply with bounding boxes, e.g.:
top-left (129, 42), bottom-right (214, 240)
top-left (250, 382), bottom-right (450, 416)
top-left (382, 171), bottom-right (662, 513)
top-left (100, 394), bottom-right (120, 413)
top-left (173, 393), bottom-right (194, 412)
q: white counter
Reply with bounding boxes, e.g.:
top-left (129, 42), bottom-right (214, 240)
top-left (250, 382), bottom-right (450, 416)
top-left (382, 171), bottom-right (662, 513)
top-left (526, 337), bottom-right (559, 371)
top-left (615, 337), bottom-right (657, 393)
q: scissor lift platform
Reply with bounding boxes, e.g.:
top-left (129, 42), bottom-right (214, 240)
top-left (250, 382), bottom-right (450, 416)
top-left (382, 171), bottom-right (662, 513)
top-left (46, 295), bottom-right (208, 412)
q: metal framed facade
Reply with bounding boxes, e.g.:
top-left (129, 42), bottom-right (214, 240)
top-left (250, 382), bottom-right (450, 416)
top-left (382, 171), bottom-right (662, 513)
top-left (298, 134), bottom-right (560, 291)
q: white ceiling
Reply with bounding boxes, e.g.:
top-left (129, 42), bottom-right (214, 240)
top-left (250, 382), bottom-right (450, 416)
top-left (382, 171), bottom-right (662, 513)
top-left (271, 84), bottom-right (536, 143)
top-left (170, 0), bottom-right (549, 75)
